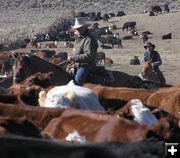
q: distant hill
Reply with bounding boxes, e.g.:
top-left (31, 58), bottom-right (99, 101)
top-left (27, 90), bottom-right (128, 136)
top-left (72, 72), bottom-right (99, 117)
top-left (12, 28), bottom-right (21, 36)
top-left (0, 0), bottom-right (179, 44)
top-left (0, 0), bottom-right (180, 14)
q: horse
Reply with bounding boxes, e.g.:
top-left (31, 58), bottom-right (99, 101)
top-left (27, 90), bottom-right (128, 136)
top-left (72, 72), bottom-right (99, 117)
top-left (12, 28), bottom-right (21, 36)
top-left (12, 54), bottom-right (170, 89)
top-left (139, 62), bottom-right (159, 83)
top-left (12, 54), bottom-right (72, 86)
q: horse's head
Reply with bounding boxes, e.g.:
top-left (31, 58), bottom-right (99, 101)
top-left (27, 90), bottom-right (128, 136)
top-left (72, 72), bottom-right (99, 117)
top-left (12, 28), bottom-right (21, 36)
top-left (13, 54), bottom-right (32, 83)
top-left (141, 62), bottom-right (153, 79)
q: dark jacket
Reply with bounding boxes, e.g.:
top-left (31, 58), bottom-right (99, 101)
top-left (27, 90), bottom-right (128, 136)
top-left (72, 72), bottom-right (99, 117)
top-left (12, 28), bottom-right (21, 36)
top-left (141, 50), bottom-right (162, 71)
top-left (73, 30), bottom-right (98, 70)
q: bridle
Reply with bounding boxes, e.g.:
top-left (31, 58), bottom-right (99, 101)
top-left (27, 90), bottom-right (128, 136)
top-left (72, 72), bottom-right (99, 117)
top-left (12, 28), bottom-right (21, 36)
top-left (13, 55), bottom-right (32, 82)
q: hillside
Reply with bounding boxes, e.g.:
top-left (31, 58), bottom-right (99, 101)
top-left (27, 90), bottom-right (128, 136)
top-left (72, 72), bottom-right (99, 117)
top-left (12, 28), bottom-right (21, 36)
top-left (0, 0), bottom-right (180, 14)
top-left (0, 0), bottom-right (180, 42)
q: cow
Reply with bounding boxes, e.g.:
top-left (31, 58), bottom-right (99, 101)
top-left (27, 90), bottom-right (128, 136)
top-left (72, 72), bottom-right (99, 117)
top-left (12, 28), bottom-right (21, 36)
top-left (122, 22), bottom-right (136, 31)
top-left (64, 41), bottom-right (74, 48)
top-left (34, 50), bottom-right (56, 59)
top-left (0, 117), bottom-right (43, 138)
top-left (164, 3), bottom-right (170, 13)
top-left (0, 135), bottom-right (165, 158)
top-left (102, 14), bottom-right (109, 23)
top-left (162, 33), bottom-right (172, 40)
top-left (27, 40), bottom-right (38, 48)
top-left (147, 86), bottom-right (180, 118)
top-left (96, 52), bottom-right (106, 65)
top-left (116, 11), bottom-right (126, 16)
top-left (44, 108), bottom-right (179, 143)
top-left (104, 57), bottom-right (113, 66)
top-left (122, 35), bottom-right (133, 40)
top-left (140, 33), bottom-right (148, 44)
top-left (0, 103), bottom-right (66, 129)
top-left (150, 5), bottom-right (162, 13)
top-left (109, 22), bottom-right (117, 30)
top-left (45, 41), bottom-right (58, 48)
top-left (84, 83), bottom-right (155, 105)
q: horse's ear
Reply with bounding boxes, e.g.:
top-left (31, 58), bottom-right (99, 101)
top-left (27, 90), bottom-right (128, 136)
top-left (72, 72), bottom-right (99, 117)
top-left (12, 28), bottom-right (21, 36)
top-left (23, 55), bottom-right (31, 64)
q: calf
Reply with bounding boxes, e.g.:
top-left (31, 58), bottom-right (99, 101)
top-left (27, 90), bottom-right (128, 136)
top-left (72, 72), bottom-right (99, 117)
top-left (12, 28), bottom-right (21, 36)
top-left (96, 52), bottom-right (106, 65)
top-left (140, 33), bottom-right (148, 44)
top-left (162, 33), bottom-right (172, 40)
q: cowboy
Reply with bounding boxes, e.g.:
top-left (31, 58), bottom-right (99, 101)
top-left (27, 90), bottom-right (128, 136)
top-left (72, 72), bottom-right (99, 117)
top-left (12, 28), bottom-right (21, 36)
top-left (141, 42), bottom-right (166, 83)
top-left (68, 17), bottom-right (98, 86)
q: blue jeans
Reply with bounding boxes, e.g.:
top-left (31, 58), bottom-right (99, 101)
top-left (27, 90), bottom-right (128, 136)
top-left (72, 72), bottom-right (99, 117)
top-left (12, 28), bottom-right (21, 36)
top-left (74, 67), bottom-right (90, 86)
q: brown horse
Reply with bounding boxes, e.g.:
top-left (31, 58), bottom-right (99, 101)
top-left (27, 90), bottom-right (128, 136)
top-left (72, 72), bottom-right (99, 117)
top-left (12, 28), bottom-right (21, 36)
top-left (12, 54), bottom-right (170, 89)
top-left (139, 62), bottom-right (165, 83)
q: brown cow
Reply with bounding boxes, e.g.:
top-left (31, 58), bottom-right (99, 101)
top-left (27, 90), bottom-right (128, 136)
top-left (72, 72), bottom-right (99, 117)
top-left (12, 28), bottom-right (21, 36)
top-left (0, 103), bottom-right (65, 129)
top-left (147, 86), bottom-right (180, 118)
top-left (0, 117), bottom-right (42, 138)
top-left (44, 108), bottom-right (179, 143)
top-left (64, 41), bottom-right (74, 48)
top-left (27, 40), bottom-right (38, 48)
top-left (45, 41), bottom-right (58, 48)
top-left (84, 84), bottom-right (155, 104)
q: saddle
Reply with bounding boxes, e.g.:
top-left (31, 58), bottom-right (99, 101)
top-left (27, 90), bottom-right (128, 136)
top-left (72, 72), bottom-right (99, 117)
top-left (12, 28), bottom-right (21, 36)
top-left (87, 66), bottom-right (114, 86)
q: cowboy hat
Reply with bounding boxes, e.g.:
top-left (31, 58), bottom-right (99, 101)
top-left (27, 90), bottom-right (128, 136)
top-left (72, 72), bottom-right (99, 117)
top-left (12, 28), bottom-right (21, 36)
top-left (144, 42), bottom-right (155, 49)
top-left (72, 17), bottom-right (90, 29)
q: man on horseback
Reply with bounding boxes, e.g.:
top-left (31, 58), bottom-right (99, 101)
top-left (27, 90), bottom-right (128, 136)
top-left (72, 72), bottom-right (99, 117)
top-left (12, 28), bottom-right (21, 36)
top-left (140, 42), bottom-right (166, 83)
top-left (68, 17), bottom-right (98, 86)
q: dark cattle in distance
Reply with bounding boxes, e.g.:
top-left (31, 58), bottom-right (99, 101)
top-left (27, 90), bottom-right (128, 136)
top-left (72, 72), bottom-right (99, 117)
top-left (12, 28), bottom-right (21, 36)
top-left (77, 12), bottom-right (86, 17)
top-left (122, 22), bottom-right (136, 31)
top-left (150, 5), bottom-right (162, 13)
top-left (142, 31), bottom-right (153, 35)
top-left (116, 11), bottom-right (126, 16)
top-left (102, 14), bottom-right (110, 23)
top-left (164, 3), bottom-right (170, 13)
top-left (108, 13), bottom-right (115, 17)
top-left (140, 33), bottom-right (148, 44)
top-left (162, 33), bottom-right (172, 40)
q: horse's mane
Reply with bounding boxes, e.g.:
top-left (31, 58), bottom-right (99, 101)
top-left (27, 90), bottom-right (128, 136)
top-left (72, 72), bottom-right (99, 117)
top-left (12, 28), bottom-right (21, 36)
top-left (26, 55), bottom-right (67, 72)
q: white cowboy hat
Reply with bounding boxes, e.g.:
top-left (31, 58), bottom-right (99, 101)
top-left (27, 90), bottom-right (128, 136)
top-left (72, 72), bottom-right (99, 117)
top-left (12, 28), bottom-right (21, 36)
top-left (72, 17), bottom-right (90, 29)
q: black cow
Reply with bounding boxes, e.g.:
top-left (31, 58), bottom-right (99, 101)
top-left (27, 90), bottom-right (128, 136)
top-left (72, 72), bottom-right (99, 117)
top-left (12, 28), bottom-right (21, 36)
top-left (162, 33), bottom-right (172, 40)
top-left (164, 4), bottom-right (170, 13)
top-left (122, 22), bottom-right (136, 31)
top-left (102, 14), bottom-right (109, 23)
top-left (0, 135), bottom-right (165, 158)
top-left (117, 11), bottom-right (126, 17)
top-left (77, 12), bottom-right (86, 17)
top-left (108, 13), bottom-right (115, 17)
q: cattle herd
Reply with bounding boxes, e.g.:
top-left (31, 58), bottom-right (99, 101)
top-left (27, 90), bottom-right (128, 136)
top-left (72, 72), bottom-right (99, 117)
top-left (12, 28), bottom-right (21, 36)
top-left (0, 2), bottom-right (179, 158)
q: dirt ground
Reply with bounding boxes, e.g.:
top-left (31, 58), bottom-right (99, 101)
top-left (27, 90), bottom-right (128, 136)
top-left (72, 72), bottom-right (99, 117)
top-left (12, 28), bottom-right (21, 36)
top-left (17, 10), bottom-right (180, 86)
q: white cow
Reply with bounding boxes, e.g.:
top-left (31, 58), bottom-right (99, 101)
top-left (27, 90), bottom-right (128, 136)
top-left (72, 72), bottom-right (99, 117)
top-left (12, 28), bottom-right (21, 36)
top-left (38, 80), bottom-right (104, 111)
